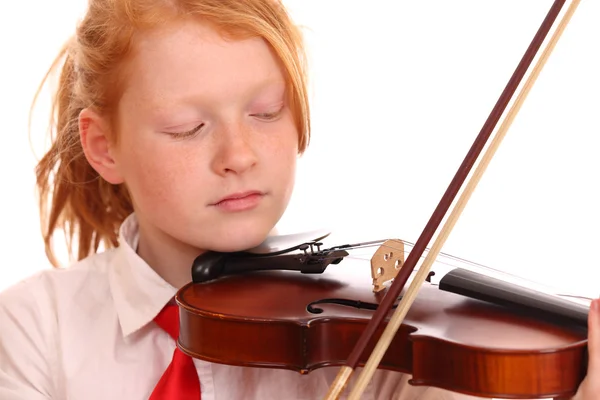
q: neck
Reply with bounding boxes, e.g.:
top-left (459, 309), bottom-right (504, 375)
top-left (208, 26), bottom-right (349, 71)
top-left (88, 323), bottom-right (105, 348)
top-left (135, 223), bottom-right (204, 289)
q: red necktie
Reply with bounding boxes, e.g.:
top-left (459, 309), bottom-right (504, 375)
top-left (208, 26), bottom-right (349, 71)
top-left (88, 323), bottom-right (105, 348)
top-left (150, 304), bottom-right (202, 400)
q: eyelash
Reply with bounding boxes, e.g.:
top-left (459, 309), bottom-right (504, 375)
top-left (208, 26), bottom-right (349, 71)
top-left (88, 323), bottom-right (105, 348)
top-left (168, 107), bottom-right (284, 139)
top-left (251, 108), bottom-right (283, 121)
top-left (170, 123), bottom-right (205, 140)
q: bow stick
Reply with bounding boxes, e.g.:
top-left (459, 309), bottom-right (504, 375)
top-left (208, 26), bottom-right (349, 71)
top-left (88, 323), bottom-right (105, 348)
top-left (324, 1), bottom-right (581, 398)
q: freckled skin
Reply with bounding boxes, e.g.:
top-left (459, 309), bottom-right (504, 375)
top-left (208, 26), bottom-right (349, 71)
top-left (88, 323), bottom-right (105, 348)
top-left (109, 21), bottom-right (299, 287)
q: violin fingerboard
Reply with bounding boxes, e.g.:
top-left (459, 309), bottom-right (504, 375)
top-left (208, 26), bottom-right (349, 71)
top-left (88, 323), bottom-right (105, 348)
top-left (438, 268), bottom-right (589, 328)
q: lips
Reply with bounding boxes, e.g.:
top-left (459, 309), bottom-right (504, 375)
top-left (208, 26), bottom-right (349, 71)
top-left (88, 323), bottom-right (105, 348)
top-left (214, 190), bottom-right (263, 204)
top-left (211, 190), bottom-right (265, 212)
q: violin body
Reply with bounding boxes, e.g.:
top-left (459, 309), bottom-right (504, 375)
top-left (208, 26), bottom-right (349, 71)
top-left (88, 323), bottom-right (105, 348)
top-left (176, 256), bottom-right (588, 399)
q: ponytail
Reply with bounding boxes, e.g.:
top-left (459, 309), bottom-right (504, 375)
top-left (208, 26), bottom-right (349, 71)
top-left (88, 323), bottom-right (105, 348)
top-left (32, 40), bottom-right (133, 268)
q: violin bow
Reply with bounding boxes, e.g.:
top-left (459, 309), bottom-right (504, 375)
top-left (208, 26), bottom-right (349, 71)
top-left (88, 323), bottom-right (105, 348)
top-left (324, 1), bottom-right (582, 399)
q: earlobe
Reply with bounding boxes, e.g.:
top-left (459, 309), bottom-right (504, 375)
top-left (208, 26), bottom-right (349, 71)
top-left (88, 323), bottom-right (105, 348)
top-left (79, 108), bottom-right (124, 185)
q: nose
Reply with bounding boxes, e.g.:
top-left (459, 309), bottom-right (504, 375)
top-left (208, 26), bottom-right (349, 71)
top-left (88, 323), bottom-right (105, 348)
top-left (210, 123), bottom-right (258, 176)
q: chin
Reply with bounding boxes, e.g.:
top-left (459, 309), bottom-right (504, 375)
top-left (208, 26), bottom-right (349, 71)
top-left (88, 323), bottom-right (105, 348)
top-left (201, 220), bottom-right (276, 253)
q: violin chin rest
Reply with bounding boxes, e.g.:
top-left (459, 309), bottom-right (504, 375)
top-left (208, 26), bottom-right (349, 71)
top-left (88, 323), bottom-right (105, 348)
top-left (191, 252), bottom-right (227, 284)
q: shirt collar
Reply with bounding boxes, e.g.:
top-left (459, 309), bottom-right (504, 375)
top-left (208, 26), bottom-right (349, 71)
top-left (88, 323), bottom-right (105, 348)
top-left (109, 213), bottom-right (177, 338)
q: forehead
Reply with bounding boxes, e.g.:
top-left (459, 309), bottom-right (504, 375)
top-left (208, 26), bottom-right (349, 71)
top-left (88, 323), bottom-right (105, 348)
top-left (120, 19), bottom-right (286, 107)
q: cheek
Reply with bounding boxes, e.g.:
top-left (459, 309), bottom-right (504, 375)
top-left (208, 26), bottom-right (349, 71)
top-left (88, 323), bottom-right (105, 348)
top-left (116, 134), bottom-right (197, 204)
top-left (262, 125), bottom-right (299, 187)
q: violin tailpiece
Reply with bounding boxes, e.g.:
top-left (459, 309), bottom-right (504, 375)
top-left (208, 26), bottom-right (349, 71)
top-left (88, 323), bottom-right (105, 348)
top-left (370, 239), bottom-right (405, 292)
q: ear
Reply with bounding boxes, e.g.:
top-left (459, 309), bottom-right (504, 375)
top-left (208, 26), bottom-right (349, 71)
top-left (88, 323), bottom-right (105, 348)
top-left (79, 108), bottom-right (124, 185)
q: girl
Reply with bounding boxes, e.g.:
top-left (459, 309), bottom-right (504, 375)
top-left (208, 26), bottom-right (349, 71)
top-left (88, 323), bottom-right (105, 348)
top-left (0, 0), bottom-right (598, 399)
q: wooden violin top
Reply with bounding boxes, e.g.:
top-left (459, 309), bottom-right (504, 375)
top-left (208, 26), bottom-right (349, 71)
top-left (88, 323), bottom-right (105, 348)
top-left (176, 258), bottom-right (587, 398)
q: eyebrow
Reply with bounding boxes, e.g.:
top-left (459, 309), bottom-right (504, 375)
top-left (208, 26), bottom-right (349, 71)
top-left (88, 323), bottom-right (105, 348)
top-left (147, 78), bottom-right (288, 125)
top-left (162, 78), bottom-right (287, 107)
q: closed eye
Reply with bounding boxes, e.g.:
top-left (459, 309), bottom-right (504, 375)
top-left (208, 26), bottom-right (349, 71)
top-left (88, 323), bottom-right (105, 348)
top-left (167, 123), bottom-right (205, 140)
top-left (251, 106), bottom-right (284, 121)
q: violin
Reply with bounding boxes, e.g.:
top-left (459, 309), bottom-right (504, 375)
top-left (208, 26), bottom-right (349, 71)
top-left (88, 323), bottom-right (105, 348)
top-left (176, 237), bottom-right (589, 399)
top-left (175, 0), bottom-right (589, 398)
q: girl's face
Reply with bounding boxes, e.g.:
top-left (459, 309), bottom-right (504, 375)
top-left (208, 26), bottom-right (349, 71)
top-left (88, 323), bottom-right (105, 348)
top-left (82, 19), bottom-right (299, 276)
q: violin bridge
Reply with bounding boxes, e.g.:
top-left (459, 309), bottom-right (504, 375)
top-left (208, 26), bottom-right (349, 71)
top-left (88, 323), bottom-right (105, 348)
top-left (370, 239), bottom-right (405, 292)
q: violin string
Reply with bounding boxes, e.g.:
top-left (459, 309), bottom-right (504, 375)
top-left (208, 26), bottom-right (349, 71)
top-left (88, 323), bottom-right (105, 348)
top-left (557, 294), bottom-right (595, 301)
top-left (314, 239), bottom-right (505, 278)
top-left (348, 248), bottom-right (593, 301)
top-left (312, 239), bottom-right (585, 299)
top-left (323, 239), bottom-right (505, 276)
top-left (380, 242), bottom-right (591, 299)
top-left (338, 250), bottom-right (470, 274)
top-left (309, 244), bottom-right (481, 280)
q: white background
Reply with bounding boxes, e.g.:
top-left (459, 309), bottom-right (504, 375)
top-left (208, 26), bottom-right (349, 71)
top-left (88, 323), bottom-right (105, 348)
top-left (1, 0), bottom-right (598, 302)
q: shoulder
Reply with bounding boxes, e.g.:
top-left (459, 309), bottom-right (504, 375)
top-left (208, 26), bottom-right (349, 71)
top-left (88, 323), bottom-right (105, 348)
top-left (1, 248), bottom-right (117, 299)
top-left (0, 249), bottom-right (117, 319)
top-left (0, 250), bottom-right (118, 399)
